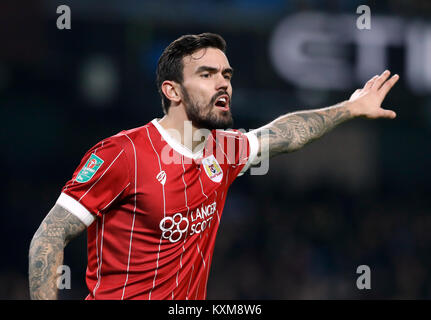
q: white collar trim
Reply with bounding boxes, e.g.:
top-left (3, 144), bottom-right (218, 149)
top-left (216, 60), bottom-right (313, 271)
top-left (151, 119), bottom-right (204, 160)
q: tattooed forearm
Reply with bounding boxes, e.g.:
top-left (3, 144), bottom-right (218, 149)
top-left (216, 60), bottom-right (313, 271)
top-left (28, 204), bottom-right (86, 299)
top-left (255, 102), bottom-right (354, 158)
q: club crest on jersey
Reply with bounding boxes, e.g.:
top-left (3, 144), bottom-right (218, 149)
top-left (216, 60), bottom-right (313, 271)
top-left (156, 170), bottom-right (167, 185)
top-left (76, 154), bottom-right (104, 183)
top-left (202, 155), bottom-right (223, 183)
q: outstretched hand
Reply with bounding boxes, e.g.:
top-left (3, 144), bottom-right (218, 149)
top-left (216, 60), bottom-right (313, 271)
top-left (348, 70), bottom-right (399, 119)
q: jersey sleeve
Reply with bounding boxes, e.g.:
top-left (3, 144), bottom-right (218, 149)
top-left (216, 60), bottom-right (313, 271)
top-left (215, 130), bottom-right (259, 185)
top-left (56, 137), bottom-right (132, 226)
top-left (237, 131), bottom-right (260, 176)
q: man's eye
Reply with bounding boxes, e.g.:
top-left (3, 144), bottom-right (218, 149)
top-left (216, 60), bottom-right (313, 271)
top-left (224, 75), bottom-right (231, 80)
top-left (201, 73), bottom-right (211, 78)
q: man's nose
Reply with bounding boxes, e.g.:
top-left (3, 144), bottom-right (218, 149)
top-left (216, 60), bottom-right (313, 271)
top-left (215, 74), bottom-right (229, 91)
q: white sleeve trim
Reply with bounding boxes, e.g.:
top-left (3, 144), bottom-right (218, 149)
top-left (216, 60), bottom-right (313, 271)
top-left (56, 192), bottom-right (96, 227)
top-left (238, 131), bottom-right (260, 176)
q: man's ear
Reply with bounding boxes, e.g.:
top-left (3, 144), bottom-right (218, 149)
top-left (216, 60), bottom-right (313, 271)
top-left (161, 80), bottom-right (181, 105)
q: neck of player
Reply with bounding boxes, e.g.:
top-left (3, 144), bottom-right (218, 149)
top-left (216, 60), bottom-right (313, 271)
top-left (158, 112), bottom-right (210, 154)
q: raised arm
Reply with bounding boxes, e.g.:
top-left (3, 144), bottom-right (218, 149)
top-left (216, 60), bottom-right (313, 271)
top-left (28, 204), bottom-right (87, 299)
top-left (252, 70), bottom-right (399, 159)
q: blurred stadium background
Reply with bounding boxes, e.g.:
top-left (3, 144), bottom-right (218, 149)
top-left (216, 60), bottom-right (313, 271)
top-left (1, 0), bottom-right (431, 299)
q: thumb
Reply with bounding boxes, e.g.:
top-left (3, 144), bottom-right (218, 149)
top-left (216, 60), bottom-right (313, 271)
top-left (379, 108), bottom-right (397, 119)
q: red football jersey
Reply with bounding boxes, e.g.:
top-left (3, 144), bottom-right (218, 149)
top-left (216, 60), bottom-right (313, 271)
top-left (56, 119), bottom-right (259, 300)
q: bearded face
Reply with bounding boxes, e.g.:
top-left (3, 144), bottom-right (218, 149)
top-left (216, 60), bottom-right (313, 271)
top-left (181, 84), bottom-right (233, 130)
top-left (171, 47), bottom-right (234, 130)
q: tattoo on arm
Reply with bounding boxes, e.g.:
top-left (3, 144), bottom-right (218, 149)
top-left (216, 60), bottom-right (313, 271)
top-left (254, 102), bottom-right (353, 158)
top-left (28, 204), bottom-right (87, 299)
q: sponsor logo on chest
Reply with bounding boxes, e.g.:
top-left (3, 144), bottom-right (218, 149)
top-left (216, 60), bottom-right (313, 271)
top-left (159, 202), bottom-right (217, 243)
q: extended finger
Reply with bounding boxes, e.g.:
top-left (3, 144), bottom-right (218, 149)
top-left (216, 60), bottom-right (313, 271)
top-left (372, 70), bottom-right (391, 90)
top-left (364, 75), bottom-right (378, 90)
top-left (379, 74), bottom-right (400, 97)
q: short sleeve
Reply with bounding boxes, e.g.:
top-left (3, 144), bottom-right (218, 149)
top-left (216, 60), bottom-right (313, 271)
top-left (56, 137), bottom-right (132, 226)
top-left (212, 130), bottom-right (259, 185)
top-left (237, 131), bottom-right (259, 176)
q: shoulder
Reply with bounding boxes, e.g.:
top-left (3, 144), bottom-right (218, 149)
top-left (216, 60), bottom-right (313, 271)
top-left (214, 129), bottom-right (245, 138)
top-left (79, 123), bottom-right (154, 169)
top-left (102, 122), bottom-right (154, 151)
top-left (212, 129), bottom-right (250, 146)
top-left (211, 129), bottom-right (248, 148)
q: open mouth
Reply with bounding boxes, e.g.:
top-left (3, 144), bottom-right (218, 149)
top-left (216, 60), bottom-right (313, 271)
top-left (214, 95), bottom-right (230, 111)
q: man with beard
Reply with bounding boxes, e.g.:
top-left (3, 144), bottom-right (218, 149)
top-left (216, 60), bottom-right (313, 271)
top-left (29, 33), bottom-right (399, 300)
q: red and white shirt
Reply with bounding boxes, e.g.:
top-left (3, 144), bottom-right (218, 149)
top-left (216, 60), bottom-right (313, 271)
top-left (56, 119), bottom-right (259, 300)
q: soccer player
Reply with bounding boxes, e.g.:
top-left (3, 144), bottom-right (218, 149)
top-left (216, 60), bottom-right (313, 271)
top-left (28, 33), bottom-right (399, 300)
